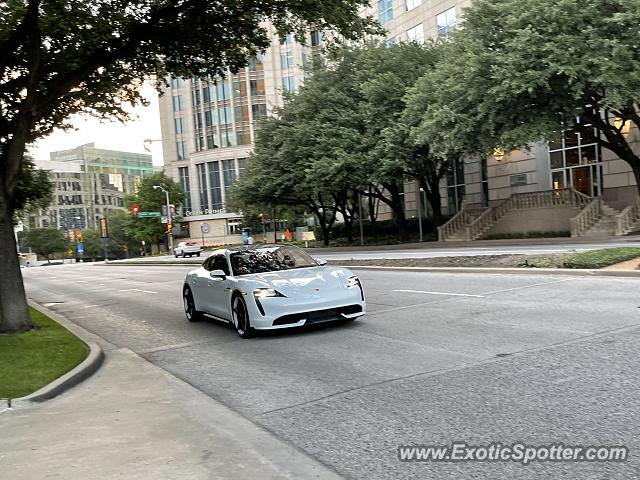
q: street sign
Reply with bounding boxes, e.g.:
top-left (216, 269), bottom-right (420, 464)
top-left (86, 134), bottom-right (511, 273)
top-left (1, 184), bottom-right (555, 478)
top-left (77, 242), bottom-right (84, 255)
top-left (138, 211), bottom-right (161, 218)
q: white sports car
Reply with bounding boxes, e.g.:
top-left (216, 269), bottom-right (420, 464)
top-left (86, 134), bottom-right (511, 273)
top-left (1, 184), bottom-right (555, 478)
top-left (182, 244), bottom-right (366, 338)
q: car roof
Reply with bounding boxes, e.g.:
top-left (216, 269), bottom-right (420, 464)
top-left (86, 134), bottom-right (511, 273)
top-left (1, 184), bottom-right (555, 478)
top-left (210, 244), bottom-right (300, 257)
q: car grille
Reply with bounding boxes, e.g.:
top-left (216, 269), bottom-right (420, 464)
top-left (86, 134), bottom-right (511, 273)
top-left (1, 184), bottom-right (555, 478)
top-left (272, 304), bottom-right (363, 326)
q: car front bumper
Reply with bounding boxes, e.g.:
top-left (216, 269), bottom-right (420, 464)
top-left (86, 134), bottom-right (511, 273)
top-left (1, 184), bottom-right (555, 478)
top-left (246, 288), bottom-right (366, 330)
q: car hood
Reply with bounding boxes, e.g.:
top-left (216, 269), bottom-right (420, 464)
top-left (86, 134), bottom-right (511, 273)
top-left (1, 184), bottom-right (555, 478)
top-left (241, 266), bottom-right (353, 296)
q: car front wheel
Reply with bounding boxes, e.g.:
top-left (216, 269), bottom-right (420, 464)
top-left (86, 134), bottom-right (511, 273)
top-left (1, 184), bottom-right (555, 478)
top-left (231, 294), bottom-right (252, 338)
top-left (183, 286), bottom-right (203, 322)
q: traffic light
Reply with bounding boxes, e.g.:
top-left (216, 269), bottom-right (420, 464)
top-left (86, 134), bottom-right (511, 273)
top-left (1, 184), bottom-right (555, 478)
top-left (167, 222), bottom-right (173, 232)
top-left (131, 203), bottom-right (140, 216)
top-left (75, 231), bottom-right (83, 242)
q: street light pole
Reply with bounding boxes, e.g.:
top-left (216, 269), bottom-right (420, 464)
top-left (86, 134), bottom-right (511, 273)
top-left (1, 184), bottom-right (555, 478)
top-left (416, 186), bottom-right (423, 242)
top-left (153, 185), bottom-right (173, 254)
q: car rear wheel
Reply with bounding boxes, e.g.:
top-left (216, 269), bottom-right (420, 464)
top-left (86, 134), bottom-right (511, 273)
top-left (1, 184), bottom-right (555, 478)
top-left (183, 286), bottom-right (203, 322)
top-left (175, 253), bottom-right (179, 258)
top-left (196, 252), bottom-right (201, 257)
top-left (231, 294), bottom-right (252, 338)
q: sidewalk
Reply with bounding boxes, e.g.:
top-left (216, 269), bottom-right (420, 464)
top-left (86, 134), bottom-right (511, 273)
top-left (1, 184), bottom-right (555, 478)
top-left (0, 345), bottom-right (341, 479)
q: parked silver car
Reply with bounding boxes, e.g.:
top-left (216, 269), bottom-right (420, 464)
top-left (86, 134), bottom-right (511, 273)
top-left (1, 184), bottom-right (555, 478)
top-left (174, 241), bottom-right (202, 258)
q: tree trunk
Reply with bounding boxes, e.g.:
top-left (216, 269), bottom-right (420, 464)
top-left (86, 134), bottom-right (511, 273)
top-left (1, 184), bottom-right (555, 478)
top-left (0, 190), bottom-right (32, 333)
top-left (421, 179), bottom-right (443, 226)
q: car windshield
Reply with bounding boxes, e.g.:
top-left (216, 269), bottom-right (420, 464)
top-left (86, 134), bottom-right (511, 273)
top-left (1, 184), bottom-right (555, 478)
top-left (230, 246), bottom-right (318, 275)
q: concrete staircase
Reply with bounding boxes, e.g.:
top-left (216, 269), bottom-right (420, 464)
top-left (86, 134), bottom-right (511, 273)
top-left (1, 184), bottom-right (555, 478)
top-left (438, 188), bottom-right (591, 241)
top-left (581, 204), bottom-right (619, 238)
top-left (615, 197), bottom-right (640, 236)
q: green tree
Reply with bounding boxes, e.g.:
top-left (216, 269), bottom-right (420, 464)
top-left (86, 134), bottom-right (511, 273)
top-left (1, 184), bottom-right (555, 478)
top-left (105, 210), bottom-right (139, 258)
top-left (125, 171), bottom-right (185, 250)
top-left (410, 0), bottom-right (640, 193)
top-left (22, 227), bottom-right (66, 263)
top-left (0, 0), bottom-right (379, 333)
top-left (80, 229), bottom-right (102, 261)
top-left (13, 157), bottom-right (54, 224)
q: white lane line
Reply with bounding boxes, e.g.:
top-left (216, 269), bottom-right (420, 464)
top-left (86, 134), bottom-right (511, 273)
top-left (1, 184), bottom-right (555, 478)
top-left (394, 289), bottom-right (485, 298)
top-left (119, 288), bottom-right (159, 294)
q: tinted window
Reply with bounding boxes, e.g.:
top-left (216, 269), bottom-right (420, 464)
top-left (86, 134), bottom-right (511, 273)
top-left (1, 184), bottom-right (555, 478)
top-left (212, 255), bottom-right (230, 275)
top-left (230, 246), bottom-right (317, 276)
top-left (202, 256), bottom-right (215, 271)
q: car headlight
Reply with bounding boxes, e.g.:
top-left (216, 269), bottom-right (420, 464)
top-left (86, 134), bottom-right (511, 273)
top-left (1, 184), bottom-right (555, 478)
top-left (346, 276), bottom-right (360, 288)
top-left (253, 288), bottom-right (286, 299)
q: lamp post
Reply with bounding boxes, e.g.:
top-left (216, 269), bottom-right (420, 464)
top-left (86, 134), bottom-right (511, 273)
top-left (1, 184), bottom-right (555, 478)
top-left (153, 185), bottom-right (173, 254)
top-left (416, 186), bottom-right (423, 242)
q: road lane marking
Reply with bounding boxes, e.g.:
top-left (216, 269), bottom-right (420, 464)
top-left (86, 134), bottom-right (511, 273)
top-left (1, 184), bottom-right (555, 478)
top-left (394, 289), bottom-right (485, 298)
top-left (119, 288), bottom-right (158, 294)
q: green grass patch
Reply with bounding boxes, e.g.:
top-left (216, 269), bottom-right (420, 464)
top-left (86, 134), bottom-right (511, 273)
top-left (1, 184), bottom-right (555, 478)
top-left (561, 247), bottom-right (640, 269)
top-left (0, 307), bottom-right (88, 399)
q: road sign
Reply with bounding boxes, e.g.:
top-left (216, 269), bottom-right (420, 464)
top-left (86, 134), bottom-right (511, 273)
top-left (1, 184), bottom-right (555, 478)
top-left (77, 242), bottom-right (84, 255)
top-left (138, 211), bottom-right (161, 218)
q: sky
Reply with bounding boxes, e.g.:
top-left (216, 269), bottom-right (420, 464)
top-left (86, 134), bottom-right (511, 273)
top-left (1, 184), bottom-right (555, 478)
top-left (30, 83), bottom-right (165, 167)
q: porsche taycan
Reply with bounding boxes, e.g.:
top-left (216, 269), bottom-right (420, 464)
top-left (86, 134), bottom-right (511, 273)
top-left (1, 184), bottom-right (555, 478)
top-left (182, 244), bottom-right (365, 338)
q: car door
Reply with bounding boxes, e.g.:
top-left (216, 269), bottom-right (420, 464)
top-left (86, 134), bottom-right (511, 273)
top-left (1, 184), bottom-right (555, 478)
top-left (204, 254), bottom-right (233, 320)
top-left (189, 257), bottom-right (214, 313)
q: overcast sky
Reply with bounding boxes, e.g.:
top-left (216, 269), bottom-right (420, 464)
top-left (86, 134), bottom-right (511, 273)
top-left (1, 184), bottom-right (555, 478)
top-left (30, 83), bottom-right (165, 167)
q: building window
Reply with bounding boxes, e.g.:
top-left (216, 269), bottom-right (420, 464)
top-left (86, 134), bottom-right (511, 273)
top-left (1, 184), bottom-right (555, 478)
top-left (172, 95), bottom-right (183, 112)
top-left (175, 117), bottom-right (184, 134)
top-left (216, 81), bottom-right (230, 101)
top-left (436, 7), bottom-right (457, 37)
top-left (447, 158), bottom-right (465, 215)
top-left (283, 76), bottom-right (295, 93)
top-left (406, 24), bottom-right (424, 43)
top-left (281, 51), bottom-right (294, 71)
top-left (171, 77), bottom-right (182, 89)
top-left (310, 30), bottom-right (322, 47)
top-left (206, 133), bottom-right (217, 150)
top-left (176, 141), bottom-right (186, 161)
top-left (178, 167), bottom-right (192, 213)
top-left (207, 161), bottom-right (223, 209)
top-left (196, 163), bottom-right (208, 210)
top-left (218, 106), bottom-right (232, 126)
top-left (379, 0), bottom-right (393, 24)
top-left (238, 158), bottom-right (246, 175)
top-left (251, 104), bottom-right (267, 120)
top-left (549, 129), bottom-right (601, 197)
top-left (222, 159), bottom-right (236, 192)
top-left (406, 0), bottom-right (421, 10)
top-left (250, 79), bottom-right (265, 96)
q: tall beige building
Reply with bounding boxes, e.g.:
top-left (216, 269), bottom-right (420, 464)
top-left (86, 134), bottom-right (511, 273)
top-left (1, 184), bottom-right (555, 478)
top-left (159, 28), bottom-right (323, 244)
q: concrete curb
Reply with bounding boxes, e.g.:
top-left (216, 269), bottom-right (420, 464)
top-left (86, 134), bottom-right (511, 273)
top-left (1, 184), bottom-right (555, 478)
top-left (3, 303), bottom-right (105, 409)
top-left (342, 265), bottom-right (640, 277)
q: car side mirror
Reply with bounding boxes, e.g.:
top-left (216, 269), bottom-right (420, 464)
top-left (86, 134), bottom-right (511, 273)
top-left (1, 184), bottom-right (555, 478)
top-left (209, 269), bottom-right (226, 280)
top-left (316, 258), bottom-right (328, 266)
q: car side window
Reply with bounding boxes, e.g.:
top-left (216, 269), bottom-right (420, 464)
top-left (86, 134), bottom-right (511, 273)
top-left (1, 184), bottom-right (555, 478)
top-left (202, 256), bottom-right (215, 271)
top-left (212, 255), bottom-right (230, 276)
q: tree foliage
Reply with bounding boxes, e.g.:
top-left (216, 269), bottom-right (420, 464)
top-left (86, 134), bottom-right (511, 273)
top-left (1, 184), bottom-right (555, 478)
top-left (124, 171), bottom-right (185, 246)
top-left (22, 227), bottom-right (66, 262)
top-left (13, 156), bottom-right (53, 223)
top-left (0, 0), bottom-right (378, 332)
top-left (230, 42), bottom-right (446, 243)
top-left (409, 0), bottom-right (640, 191)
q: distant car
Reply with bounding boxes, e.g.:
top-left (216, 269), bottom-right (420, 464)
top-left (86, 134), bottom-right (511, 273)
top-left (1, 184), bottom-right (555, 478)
top-left (174, 241), bottom-right (202, 258)
top-left (182, 244), bottom-right (366, 338)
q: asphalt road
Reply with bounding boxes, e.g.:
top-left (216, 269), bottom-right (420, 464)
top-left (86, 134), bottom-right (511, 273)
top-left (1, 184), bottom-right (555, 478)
top-left (23, 264), bottom-right (640, 479)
